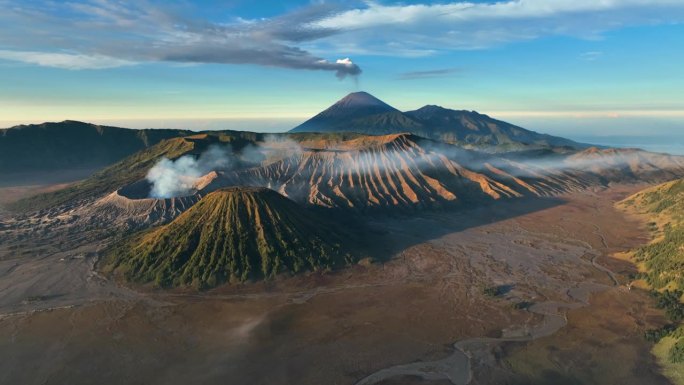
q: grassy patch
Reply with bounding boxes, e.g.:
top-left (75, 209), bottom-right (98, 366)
top-left (654, 336), bottom-right (684, 385)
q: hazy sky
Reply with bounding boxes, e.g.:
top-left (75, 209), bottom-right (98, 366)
top-left (1, 0), bottom-right (683, 147)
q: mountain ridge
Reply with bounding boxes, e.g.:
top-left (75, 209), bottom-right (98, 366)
top-left (290, 92), bottom-right (587, 151)
top-left (0, 120), bottom-right (194, 175)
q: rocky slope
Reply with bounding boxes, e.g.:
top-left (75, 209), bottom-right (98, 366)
top-left (214, 134), bottom-right (684, 211)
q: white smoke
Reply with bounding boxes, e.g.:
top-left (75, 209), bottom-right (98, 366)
top-left (145, 136), bottom-right (305, 199)
top-left (240, 134), bottom-right (304, 165)
top-left (146, 133), bottom-right (684, 201)
top-left (147, 145), bottom-right (233, 199)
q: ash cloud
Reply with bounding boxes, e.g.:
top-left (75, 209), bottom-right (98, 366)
top-left (237, 134), bottom-right (304, 168)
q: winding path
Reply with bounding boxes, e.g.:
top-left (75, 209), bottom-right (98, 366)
top-left (354, 223), bottom-right (621, 385)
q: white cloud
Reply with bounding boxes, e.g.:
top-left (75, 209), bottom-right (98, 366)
top-left (580, 51), bottom-right (604, 61)
top-left (0, 1), bottom-right (361, 78)
top-left (316, 0), bottom-right (684, 29)
top-left (0, 50), bottom-right (136, 70)
top-left (1, 0), bottom-right (683, 74)
top-left (312, 0), bottom-right (684, 52)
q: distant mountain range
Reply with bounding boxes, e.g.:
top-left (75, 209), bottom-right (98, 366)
top-left (0, 120), bottom-right (192, 175)
top-left (1, 92), bottom-right (588, 177)
top-left (290, 92), bottom-right (586, 151)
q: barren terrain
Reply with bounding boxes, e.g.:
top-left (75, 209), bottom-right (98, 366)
top-left (0, 183), bottom-right (670, 384)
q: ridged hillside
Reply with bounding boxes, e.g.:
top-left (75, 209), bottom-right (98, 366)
top-left (217, 134), bottom-right (614, 210)
top-left (104, 187), bottom-right (355, 289)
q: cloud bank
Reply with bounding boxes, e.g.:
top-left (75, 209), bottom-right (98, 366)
top-left (312, 0), bottom-right (684, 52)
top-left (1, 0), bottom-right (683, 76)
top-left (0, 1), bottom-right (361, 78)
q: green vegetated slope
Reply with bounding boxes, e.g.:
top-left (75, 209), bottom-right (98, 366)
top-left (103, 187), bottom-right (357, 289)
top-left (622, 179), bottom-right (684, 290)
top-left (621, 179), bottom-right (684, 373)
top-left (9, 136), bottom-right (197, 211)
top-left (8, 133), bottom-right (260, 212)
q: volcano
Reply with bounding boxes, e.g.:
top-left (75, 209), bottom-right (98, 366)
top-left (290, 92), bottom-right (423, 135)
top-left (103, 187), bottom-right (356, 289)
top-left (290, 92), bottom-right (586, 150)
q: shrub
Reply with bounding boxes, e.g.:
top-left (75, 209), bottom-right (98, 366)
top-left (670, 338), bottom-right (684, 363)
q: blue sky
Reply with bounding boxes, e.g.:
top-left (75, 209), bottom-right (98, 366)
top-left (0, 0), bottom-right (683, 151)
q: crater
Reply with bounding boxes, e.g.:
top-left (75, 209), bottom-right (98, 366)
top-left (117, 179), bottom-right (153, 200)
top-left (117, 171), bottom-right (221, 200)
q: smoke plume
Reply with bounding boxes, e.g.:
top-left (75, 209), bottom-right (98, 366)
top-left (146, 136), bottom-right (305, 199)
top-left (147, 145), bottom-right (233, 199)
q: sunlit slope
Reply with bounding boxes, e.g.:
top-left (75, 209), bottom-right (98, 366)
top-left (620, 179), bottom-right (684, 290)
top-left (13, 131), bottom-right (684, 215)
top-left (223, 134), bottom-right (684, 210)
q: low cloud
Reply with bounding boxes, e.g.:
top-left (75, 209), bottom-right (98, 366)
top-left (580, 51), bottom-right (603, 61)
top-left (0, 50), bottom-right (135, 70)
top-left (398, 67), bottom-right (463, 80)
